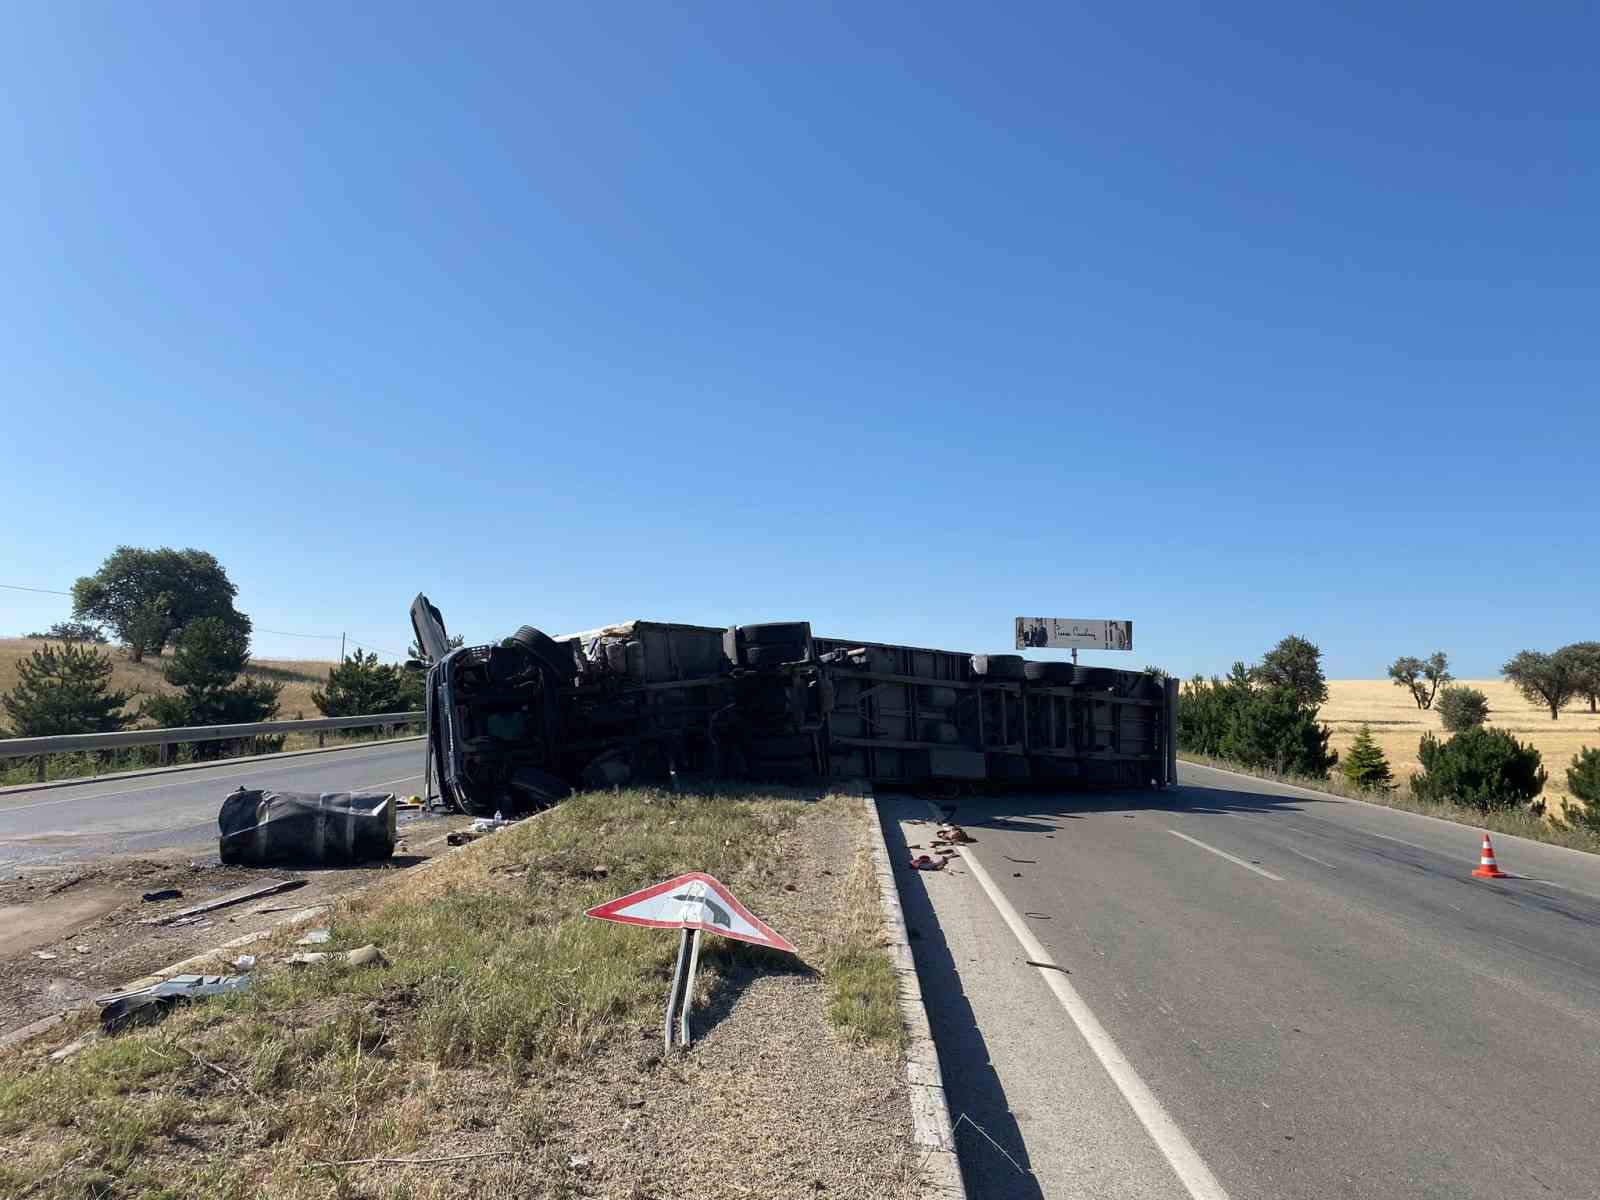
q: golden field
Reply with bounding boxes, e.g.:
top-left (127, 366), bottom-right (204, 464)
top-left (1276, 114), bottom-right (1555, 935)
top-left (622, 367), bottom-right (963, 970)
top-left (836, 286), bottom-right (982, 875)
top-left (1323, 679), bottom-right (1600, 817)
top-left (0, 637), bottom-right (335, 727)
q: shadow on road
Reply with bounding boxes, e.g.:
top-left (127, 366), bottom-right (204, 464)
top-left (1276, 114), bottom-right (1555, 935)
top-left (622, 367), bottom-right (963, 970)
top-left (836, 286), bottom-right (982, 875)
top-left (878, 806), bottom-right (1046, 1200)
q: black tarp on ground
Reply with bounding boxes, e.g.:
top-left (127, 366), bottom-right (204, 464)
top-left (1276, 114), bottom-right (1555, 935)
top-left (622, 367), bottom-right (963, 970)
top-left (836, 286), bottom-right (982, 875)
top-left (218, 789), bottom-right (397, 865)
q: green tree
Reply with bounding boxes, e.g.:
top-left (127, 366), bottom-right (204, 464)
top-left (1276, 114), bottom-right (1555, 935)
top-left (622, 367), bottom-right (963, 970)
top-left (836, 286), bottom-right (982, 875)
top-left (1411, 728), bottom-right (1546, 813)
top-left (1342, 724), bottom-right (1393, 791)
top-left (1252, 635), bottom-right (1329, 708)
top-left (141, 617), bottom-right (281, 730)
top-left (407, 632), bottom-right (464, 664)
top-left (1567, 748), bottom-right (1600, 833)
top-left (1219, 685), bottom-right (1338, 777)
top-left (1387, 651), bottom-right (1451, 710)
top-left (313, 650), bottom-right (418, 717)
top-left (1561, 642), bottom-right (1600, 714)
top-left (72, 547), bottom-right (245, 662)
top-left (1177, 665), bottom-right (1252, 757)
top-left (25, 621), bottom-right (108, 644)
top-left (0, 642), bottom-right (132, 737)
top-left (1502, 649), bottom-right (1578, 720)
top-left (1435, 685), bottom-right (1490, 733)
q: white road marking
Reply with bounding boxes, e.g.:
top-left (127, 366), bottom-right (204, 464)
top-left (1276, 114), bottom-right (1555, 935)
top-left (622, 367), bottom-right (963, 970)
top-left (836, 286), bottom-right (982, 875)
top-left (951, 817), bottom-right (1234, 1200)
top-left (1281, 844), bottom-right (1339, 870)
top-left (366, 774), bottom-right (424, 790)
top-left (0, 745), bottom-right (418, 813)
top-left (1167, 830), bottom-right (1284, 881)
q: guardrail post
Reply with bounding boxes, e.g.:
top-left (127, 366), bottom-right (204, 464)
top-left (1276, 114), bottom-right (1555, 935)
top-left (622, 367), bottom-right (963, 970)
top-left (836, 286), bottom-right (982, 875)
top-left (318, 731), bottom-right (326, 748)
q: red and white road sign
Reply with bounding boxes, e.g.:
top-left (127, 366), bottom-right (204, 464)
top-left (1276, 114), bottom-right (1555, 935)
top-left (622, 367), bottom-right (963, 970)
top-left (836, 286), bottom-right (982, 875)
top-left (584, 871), bottom-right (797, 954)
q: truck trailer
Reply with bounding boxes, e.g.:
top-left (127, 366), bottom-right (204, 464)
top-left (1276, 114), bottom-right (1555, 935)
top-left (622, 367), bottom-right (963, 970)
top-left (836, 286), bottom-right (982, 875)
top-left (410, 594), bottom-right (1178, 817)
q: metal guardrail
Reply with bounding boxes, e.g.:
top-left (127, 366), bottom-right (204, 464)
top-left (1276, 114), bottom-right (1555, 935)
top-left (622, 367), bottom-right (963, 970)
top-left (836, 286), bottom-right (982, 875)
top-left (0, 711), bottom-right (425, 782)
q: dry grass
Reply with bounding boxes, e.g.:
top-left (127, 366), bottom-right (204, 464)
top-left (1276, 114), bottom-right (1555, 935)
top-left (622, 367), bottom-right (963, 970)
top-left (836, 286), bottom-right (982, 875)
top-left (0, 637), bottom-right (335, 727)
top-left (1321, 679), bottom-right (1600, 819)
top-left (0, 786), bottom-right (914, 1199)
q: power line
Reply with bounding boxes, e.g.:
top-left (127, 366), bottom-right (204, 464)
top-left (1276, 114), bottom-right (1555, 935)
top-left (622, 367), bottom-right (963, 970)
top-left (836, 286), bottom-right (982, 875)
top-left (3, 584), bottom-right (408, 658)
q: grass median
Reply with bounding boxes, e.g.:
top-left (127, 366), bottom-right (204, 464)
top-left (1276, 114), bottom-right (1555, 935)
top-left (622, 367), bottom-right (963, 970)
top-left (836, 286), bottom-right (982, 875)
top-left (0, 785), bottom-right (913, 1199)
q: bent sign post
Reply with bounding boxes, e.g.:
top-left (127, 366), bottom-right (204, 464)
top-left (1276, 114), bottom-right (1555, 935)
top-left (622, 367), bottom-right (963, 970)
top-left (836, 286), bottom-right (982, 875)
top-left (585, 872), bottom-right (796, 1051)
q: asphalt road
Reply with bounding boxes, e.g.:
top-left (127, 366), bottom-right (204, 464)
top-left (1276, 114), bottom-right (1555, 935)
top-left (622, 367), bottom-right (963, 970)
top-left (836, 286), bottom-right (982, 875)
top-left (882, 762), bottom-right (1600, 1200)
top-left (0, 741), bottom-right (426, 870)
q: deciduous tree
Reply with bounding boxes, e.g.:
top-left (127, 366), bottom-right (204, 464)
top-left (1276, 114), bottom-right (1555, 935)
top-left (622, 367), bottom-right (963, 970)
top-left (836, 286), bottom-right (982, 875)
top-left (72, 547), bottom-right (244, 661)
top-left (1252, 635), bottom-right (1329, 708)
top-left (1502, 650), bottom-right (1578, 720)
top-left (1387, 651), bottom-right (1451, 710)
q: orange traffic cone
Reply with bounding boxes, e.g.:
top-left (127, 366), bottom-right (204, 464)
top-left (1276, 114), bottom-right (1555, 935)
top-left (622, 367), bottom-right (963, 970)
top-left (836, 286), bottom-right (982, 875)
top-left (1472, 833), bottom-right (1508, 879)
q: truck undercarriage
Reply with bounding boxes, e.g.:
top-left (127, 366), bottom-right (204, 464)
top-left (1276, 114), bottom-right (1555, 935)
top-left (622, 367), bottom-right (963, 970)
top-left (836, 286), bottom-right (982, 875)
top-left (411, 595), bottom-right (1178, 817)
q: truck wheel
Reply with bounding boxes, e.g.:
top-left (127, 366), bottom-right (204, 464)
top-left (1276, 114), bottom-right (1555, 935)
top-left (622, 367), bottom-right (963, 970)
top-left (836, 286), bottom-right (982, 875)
top-left (971, 654), bottom-right (1025, 680)
top-left (1022, 661), bottom-right (1076, 684)
top-left (738, 623), bottom-right (811, 646)
top-left (508, 626), bottom-right (575, 684)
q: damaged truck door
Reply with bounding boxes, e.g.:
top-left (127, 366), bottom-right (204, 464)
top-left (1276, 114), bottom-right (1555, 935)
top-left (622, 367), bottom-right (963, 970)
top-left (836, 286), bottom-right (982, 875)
top-left (410, 593), bottom-right (1179, 818)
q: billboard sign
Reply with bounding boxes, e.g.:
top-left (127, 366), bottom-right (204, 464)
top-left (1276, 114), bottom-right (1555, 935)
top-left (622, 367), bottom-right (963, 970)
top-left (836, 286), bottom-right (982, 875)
top-left (1015, 617), bottom-right (1133, 652)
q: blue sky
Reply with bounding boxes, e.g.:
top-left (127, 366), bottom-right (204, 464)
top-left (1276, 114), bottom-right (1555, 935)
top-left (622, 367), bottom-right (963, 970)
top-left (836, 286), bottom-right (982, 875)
top-left (1, 3), bottom-right (1594, 677)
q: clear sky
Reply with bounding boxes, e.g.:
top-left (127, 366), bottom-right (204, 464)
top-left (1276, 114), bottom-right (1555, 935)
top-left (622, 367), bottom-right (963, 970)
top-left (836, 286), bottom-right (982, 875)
top-left (2, 3), bottom-right (1594, 677)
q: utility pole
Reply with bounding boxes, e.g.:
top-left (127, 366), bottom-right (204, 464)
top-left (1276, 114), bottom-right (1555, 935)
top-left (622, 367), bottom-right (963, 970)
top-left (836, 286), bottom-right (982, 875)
top-left (339, 632), bottom-right (345, 662)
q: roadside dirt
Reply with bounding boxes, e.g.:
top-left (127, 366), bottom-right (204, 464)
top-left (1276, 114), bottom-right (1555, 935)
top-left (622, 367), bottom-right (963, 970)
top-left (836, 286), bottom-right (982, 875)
top-left (0, 809), bottom-right (473, 1036)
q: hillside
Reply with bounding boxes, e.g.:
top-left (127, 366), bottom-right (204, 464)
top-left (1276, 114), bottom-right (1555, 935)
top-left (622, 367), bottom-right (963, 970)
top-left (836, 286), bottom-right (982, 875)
top-left (0, 637), bottom-right (335, 729)
top-left (1323, 679), bottom-right (1600, 816)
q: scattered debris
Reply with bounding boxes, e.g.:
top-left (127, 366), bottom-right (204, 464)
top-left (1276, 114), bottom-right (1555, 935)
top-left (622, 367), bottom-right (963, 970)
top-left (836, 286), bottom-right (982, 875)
top-left (910, 854), bottom-right (946, 871)
top-left (289, 944), bottom-right (388, 969)
top-left (141, 888), bottom-right (183, 903)
top-left (49, 1035), bottom-right (94, 1063)
top-left (395, 795), bottom-right (424, 811)
top-left (146, 879), bottom-right (306, 926)
top-left (470, 816), bottom-right (511, 834)
top-left (96, 973), bottom-right (252, 1030)
top-left (219, 789), bottom-right (398, 866)
top-left (568, 1154), bottom-right (592, 1172)
top-left (296, 929), bottom-right (331, 946)
top-left (934, 824), bottom-right (973, 845)
top-left (75, 945), bottom-right (90, 954)
top-left (233, 954), bottom-right (257, 971)
top-left (32, 951), bottom-right (58, 961)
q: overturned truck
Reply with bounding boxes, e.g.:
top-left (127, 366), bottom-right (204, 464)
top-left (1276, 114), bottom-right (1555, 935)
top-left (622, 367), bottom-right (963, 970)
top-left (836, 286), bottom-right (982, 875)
top-left (411, 594), bottom-right (1179, 817)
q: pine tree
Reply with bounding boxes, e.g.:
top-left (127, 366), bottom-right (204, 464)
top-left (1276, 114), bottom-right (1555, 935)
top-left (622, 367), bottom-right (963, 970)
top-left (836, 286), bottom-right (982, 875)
top-left (1342, 724), bottom-right (1394, 791)
top-left (313, 650), bottom-right (416, 716)
top-left (141, 617), bottom-right (281, 729)
top-left (1, 642), bottom-right (131, 737)
top-left (1567, 747), bottom-right (1600, 833)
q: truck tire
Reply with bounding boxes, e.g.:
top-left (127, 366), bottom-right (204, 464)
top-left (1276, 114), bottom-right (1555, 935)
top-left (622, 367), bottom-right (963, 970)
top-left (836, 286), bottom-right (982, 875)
top-left (1022, 661), bottom-right (1076, 684)
top-left (738, 622), bottom-right (812, 646)
top-left (971, 654), bottom-right (1025, 680)
top-left (508, 626), bottom-right (575, 684)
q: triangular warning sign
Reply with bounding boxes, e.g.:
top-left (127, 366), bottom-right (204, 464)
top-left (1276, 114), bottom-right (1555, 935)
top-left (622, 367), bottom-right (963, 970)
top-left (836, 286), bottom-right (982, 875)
top-left (584, 871), bottom-right (797, 954)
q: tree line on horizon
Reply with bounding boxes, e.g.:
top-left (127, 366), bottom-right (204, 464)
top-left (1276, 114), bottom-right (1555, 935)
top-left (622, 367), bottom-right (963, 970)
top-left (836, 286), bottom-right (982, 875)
top-left (1177, 636), bottom-right (1600, 835)
top-left (1, 546), bottom-right (425, 748)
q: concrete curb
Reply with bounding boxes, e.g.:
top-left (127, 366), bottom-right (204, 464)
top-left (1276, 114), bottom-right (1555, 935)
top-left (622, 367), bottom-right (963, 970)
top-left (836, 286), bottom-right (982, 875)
top-left (0, 735), bottom-right (425, 798)
top-left (862, 791), bottom-right (966, 1200)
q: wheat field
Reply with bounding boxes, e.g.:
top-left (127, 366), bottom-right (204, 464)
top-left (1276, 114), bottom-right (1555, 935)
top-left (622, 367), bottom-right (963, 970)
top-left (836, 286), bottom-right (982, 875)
top-left (0, 637), bottom-right (335, 728)
top-left (1323, 679), bottom-right (1600, 816)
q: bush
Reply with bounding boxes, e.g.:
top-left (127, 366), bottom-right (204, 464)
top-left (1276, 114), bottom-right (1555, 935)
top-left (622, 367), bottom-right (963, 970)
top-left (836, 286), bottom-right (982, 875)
top-left (1342, 725), bottom-right (1393, 791)
top-left (1568, 748), bottom-right (1600, 833)
top-left (1218, 686), bottom-right (1338, 777)
top-left (1411, 728), bottom-right (1546, 813)
top-left (141, 617), bottom-right (281, 740)
top-left (1435, 686), bottom-right (1490, 733)
top-left (313, 650), bottom-right (419, 716)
